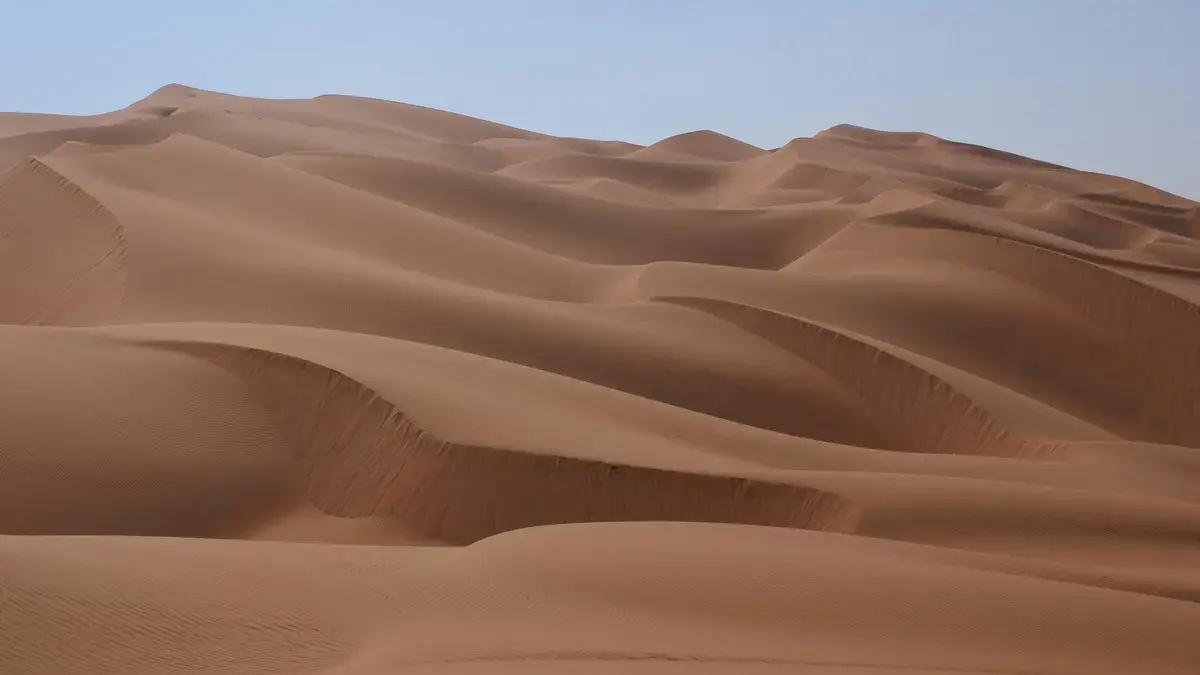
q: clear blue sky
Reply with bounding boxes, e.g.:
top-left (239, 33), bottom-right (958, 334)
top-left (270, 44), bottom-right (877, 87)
top-left (2, 1), bottom-right (1196, 198)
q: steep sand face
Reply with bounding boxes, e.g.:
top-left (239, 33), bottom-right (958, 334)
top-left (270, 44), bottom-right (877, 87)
top-left (1, 85), bottom-right (1198, 674)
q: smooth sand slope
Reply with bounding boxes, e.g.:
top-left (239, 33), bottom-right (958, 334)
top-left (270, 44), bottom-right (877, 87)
top-left (2, 85), bottom-right (1199, 675)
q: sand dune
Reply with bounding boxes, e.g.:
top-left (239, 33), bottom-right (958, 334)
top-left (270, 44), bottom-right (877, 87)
top-left (2, 84), bottom-right (1198, 675)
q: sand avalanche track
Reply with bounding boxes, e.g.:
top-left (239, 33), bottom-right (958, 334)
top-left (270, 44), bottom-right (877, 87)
top-left (2, 85), bottom-right (1199, 675)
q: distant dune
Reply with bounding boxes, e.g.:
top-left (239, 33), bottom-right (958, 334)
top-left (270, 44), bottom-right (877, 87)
top-left (2, 85), bottom-right (1199, 675)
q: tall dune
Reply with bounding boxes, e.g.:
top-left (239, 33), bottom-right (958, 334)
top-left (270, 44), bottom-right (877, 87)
top-left (1, 84), bottom-right (1198, 675)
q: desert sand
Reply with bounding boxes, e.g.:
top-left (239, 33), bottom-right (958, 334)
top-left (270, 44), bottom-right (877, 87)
top-left (1, 84), bottom-right (1198, 674)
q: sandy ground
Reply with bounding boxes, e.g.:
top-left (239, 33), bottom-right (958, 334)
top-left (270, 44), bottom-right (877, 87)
top-left (1, 84), bottom-right (1199, 675)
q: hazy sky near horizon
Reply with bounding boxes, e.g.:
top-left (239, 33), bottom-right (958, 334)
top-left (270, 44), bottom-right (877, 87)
top-left (2, 1), bottom-right (1196, 198)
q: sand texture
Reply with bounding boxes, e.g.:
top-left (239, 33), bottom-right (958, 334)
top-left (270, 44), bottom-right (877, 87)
top-left (2, 85), bottom-right (1199, 675)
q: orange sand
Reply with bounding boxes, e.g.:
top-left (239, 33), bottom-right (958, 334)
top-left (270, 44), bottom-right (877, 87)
top-left (2, 85), bottom-right (1199, 675)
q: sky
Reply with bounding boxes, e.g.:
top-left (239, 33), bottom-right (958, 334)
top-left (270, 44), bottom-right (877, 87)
top-left (1, 1), bottom-right (1196, 199)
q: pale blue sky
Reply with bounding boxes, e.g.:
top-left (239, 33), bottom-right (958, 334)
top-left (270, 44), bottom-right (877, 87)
top-left (2, 1), bottom-right (1196, 198)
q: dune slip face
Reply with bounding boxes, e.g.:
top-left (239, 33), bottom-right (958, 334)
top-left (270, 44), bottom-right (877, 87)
top-left (1, 85), bottom-right (1199, 675)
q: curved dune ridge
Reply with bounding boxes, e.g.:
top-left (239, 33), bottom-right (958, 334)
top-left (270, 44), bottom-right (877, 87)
top-left (2, 85), bottom-right (1199, 675)
top-left (0, 158), bottom-right (127, 325)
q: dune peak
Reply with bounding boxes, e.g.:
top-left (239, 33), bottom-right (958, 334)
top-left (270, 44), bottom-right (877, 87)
top-left (637, 129), bottom-right (765, 162)
top-left (816, 123), bottom-right (942, 146)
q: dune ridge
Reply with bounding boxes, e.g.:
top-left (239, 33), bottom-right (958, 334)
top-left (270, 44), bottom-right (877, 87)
top-left (0, 157), bottom-right (127, 325)
top-left (658, 296), bottom-right (1067, 458)
top-left (791, 222), bottom-right (1200, 445)
top-left (2, 84), bottom-right (1199, 675)
top-left (162, 340), bottom-right (859, 544)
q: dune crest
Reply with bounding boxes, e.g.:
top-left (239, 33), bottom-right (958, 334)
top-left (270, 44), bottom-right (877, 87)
top-left (2, 86), bottom-right (1199, 675)
top-left (0, 157), bottom-right (127, 325)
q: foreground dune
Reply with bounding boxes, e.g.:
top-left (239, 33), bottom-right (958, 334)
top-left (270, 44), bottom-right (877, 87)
top-left (1, 85), bottom-right (1198, 675)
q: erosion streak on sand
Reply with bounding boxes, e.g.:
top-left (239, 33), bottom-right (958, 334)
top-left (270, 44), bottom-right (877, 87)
top-left (1, 85), bottom-right (1199, 675)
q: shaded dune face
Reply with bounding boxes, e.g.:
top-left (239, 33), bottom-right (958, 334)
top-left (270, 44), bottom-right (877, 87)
top-left (1, 86), bottom-right (1199, 675)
